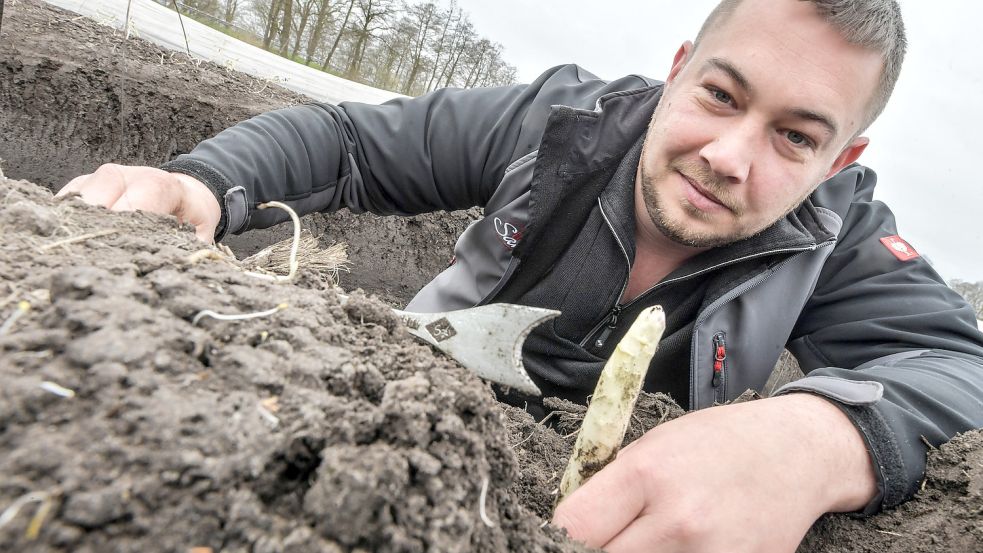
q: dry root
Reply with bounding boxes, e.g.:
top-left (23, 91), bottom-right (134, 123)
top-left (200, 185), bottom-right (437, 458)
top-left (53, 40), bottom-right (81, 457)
top-left (0, 489), bottom-right (60, 540)
top-left (39, 381), bottom-right (76, 398)
top-left (191, 303), bottom-right (288, 326)
top-left (38, 229), bottom-right (119, 252)
top-left (0, 301), bottom-right (31, 336)
top-left (243, 230), bottom-right (349, 283)
top-left (478, 476), bottom-right (495, 528)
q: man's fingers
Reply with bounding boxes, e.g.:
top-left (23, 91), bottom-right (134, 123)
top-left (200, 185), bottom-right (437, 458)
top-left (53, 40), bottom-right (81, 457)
top-left (171, 172), bottom-right (221, 243)
top-left (552, 459), bottom-right (646, 548)
top-left (109, 180), bottom-right (177, 215)
top-left (600, 513), bottom-right (678, 553)
top-left (78, 180), bottom-right (124, 208)
top-left (79, 165), bottom-right (135, 207)
top-left (55, 175), bottom-right (85, 198)
top-left (109, 189), bottom-right (149, 215)
top-left (193, 226), bottom-right (216, 244)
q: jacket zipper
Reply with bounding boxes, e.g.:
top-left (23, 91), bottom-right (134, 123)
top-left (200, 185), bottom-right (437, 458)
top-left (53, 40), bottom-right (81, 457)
top-left (592, 305), bottom-right (623, 349)
top-left (688, 239), bottom-right (837, 408)
top-left (712, 333), bottom-right (727, 400)
top-left (578, 201), bottom-right (632, 348)
top-left (580, 198), bottom-right (829, 349)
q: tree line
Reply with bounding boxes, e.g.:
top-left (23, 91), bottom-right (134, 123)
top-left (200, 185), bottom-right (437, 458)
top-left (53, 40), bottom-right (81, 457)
top-left (171, 0), bottom-right (518, 95)
top-left (951, 280), bottom-right (983, 319)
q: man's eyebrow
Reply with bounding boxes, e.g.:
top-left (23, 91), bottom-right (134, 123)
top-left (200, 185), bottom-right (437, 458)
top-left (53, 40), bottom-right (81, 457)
top-left (787, 108), bottom-right (839, 139)
top-left (705, 58), bottom-right (750, 93)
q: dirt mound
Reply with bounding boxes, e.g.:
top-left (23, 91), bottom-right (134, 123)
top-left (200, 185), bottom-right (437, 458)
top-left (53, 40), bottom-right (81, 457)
top-left (0, 177), bottom-right (592, 552)
top-left (800, 430), bottom-right (983, 552)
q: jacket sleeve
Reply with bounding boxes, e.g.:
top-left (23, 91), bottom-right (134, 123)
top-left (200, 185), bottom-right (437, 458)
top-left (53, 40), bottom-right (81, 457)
top-left (777, 169), bottom-right (983, 514)
top-left (159, 65), bottom-right (619, 240)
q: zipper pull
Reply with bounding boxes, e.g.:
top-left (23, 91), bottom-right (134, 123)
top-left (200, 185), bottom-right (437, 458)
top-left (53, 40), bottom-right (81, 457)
top-left (712, 333), bottom-right (726, 388)
top-left (594, 306), bottom-right (622, 349)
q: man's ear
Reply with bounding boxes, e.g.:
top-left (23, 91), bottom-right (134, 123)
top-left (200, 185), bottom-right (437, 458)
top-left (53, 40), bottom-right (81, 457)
top-left (825, 136), bottom-right (869, 179)
top-left (666, 41), bottom-right (694, 84)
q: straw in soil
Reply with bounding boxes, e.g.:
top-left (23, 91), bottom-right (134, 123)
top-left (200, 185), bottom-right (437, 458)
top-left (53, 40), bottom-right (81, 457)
top-left (242, 230), bottom-right (350, 282)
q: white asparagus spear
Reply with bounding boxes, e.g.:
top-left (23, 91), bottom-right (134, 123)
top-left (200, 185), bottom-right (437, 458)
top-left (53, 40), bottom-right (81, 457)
top-left (556, 305), bottom-right (666, 505)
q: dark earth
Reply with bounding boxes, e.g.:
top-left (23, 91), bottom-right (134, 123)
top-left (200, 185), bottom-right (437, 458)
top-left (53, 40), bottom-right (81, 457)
top-left (1, 1), bottom-right (981, 551)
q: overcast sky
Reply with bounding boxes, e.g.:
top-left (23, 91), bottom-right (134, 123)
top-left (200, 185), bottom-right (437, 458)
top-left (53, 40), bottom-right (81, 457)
top-left (450, 0), bottom-right (983, 283)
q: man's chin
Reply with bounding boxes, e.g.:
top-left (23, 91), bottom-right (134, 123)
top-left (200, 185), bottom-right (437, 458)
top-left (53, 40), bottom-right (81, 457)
top-left (652, 212), bottom-right (743, 249)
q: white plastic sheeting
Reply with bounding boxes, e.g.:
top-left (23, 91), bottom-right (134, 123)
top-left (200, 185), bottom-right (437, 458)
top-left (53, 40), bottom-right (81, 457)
top-left (44, 0), bottom-right (403, 105)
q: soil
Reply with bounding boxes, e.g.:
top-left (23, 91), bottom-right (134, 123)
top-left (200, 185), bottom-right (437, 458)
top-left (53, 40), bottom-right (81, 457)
top-left (0, 177), bottom-right (593, 552)
top-left (1, 1), bottom-right (981, 552)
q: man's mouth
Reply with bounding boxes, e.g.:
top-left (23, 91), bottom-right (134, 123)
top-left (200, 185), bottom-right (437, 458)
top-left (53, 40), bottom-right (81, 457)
top-left (678, 171), bottom-right (732, 213)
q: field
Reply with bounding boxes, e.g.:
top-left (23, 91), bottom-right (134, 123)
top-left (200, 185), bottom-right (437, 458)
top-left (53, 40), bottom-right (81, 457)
top-left (1, 1), bottom-right (981, 551)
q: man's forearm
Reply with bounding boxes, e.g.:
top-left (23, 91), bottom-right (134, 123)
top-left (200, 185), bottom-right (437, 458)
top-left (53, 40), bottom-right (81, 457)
top-left (162, 104), bottom-right (354, 239)
top-left (771, 393), bottom-right (879, 513)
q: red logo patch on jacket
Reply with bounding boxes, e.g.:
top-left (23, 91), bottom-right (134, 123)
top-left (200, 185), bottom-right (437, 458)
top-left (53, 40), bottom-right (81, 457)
top-left (879, 235), bottom-right (920, 262)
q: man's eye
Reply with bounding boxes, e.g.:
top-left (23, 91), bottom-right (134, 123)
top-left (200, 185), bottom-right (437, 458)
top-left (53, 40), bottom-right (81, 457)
top-left (786, 130), bottom-right (813, 147)
top-left (710, 88), bottom-right (733, 104)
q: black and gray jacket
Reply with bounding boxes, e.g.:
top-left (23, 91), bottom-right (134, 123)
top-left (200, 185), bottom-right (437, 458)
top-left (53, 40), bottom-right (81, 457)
top-left (162, 64), bottom-right (983, 515)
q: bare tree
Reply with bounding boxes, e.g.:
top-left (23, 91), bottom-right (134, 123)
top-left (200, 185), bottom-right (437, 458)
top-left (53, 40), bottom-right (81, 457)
top-left (439, 18), bottom-right (473, 88)
top-left (477, 54), bottom-right (515, 87)
top-left (424, 2), bottom-right (462, 92)
top-left (223, 0), bottom-right (239, 24)
top-left (951, 280), bottom-right (983, 318)
top-left (290, 0), bottom-right (321, 58)
top-left (304, 0), bottom-right (339, 64)
top-left (491, 62), bottom-right (517, 87)
top-left (276, 0), bottom-right (294, 55)
top-left (239, 0), bottom-right (516, 93)
top-left (400, 1), bottom-right (438, 94)
top-left (374, 15), bottom-right (415, 89)
top-left (321, 0), bottom-right (356, 70)
top-left (344, 0), bottom-right (395, 80)
top-left (461, 38), bottom-right (494, 88)
top-left (182, 0), bottom-right (221, 17)
top-left (261, 0), bottom-right (283, 48)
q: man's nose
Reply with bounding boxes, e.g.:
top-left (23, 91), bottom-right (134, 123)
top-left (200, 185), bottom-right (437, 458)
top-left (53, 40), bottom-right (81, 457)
top-left (698, 123), bottom-right (755, 184)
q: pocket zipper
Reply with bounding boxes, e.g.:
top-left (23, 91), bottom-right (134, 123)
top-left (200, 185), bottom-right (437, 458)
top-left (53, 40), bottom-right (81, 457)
top-left (712, 333), bottom-right (727, 391)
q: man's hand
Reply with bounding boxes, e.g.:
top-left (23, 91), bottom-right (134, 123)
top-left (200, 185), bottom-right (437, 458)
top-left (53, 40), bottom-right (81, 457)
top-left (552, 393), bottom-right (878, 552)
top-left (57, 164), bottom-right (222, 242)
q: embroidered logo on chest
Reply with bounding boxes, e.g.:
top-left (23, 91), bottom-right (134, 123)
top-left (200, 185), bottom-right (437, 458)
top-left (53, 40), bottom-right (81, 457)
top-left (879, 235), bottom-right (920, 262)
top-left (494, 217), bottom-right (523, 250)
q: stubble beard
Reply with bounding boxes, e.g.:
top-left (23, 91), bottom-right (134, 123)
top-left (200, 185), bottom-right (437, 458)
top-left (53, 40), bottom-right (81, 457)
top-left (639, 159), bottom-right (749, 249)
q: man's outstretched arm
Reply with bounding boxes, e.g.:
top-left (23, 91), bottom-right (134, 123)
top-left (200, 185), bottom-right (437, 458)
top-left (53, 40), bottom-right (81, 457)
top-left (783, 166), bottom-right (983, 512)
top-left (61, 65), bottom-right (646, 242)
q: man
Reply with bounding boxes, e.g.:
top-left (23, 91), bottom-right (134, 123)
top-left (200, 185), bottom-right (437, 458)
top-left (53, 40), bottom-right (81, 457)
top-left (60, 0), bottom-right (983, 551)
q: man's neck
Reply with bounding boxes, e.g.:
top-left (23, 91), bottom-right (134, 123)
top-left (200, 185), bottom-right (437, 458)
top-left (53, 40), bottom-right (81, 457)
top-left (623, 181), bottom-right (709, 303)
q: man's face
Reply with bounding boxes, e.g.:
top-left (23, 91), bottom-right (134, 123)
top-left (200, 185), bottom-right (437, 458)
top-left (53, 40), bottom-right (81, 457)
top-left (637, 0), bottom-right (883, 248)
